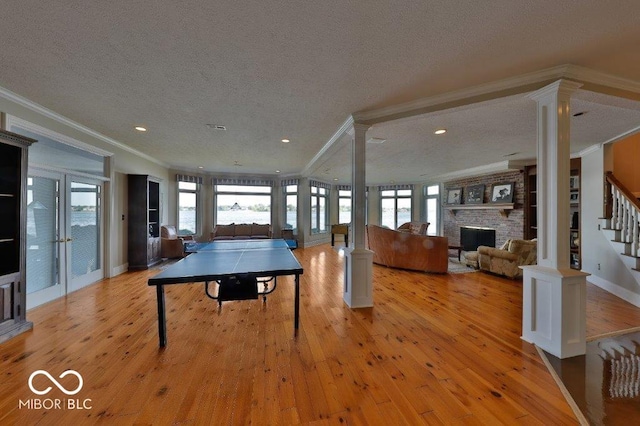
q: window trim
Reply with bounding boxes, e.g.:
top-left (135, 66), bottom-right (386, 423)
top-left (310, 183), bottom-right (329, 234)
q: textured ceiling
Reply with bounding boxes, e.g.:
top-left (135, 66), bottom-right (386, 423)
top-left (1, 1), bottom-right (640, 182)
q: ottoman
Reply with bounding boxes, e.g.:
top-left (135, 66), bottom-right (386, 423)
top-left (464, 251), bottom-right (479, 269)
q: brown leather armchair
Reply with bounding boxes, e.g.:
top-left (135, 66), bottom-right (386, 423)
top-left (160, 225), bottom-right (190, 258)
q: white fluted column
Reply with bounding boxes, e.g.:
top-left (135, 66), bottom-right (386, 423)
top-left (521, 80), bottom-right (589, 359)
top-left (343, 122), bottom-right (373, 308)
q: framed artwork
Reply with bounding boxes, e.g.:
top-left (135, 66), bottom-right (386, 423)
top-left (465, 184), bottom-right (485, 204)
top-left (490, 182), bottom-right (514, 203)
top-left (570, 191), bottom-right (579, 204)
top-left (445, 187), bottom-right (463, 205)
top-left (570, 175), bottom-right (579, 190)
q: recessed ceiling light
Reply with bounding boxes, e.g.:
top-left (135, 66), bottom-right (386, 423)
top-left (135, 126), bottom-right (147, 132)
top-left (434, 128), bottom-right (447, 135)
top-left (333, 178), bottom-right (338, 181)
top-left (198, 166), bottom-right (204, 169)
top-left (281, 138), bottom-right (290, 143)
top-left (275, 170), bottom-right (281, 173)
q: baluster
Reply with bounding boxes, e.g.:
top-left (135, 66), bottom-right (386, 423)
top-left (614, 189), bottom-right (622, 230)
top-left (626, 198), bottom-right (632, 242)
top-left (621, 197), bottom-right (628, 241)
top-left (619, 190), bottom-right (625, 232)
top-left (631, 206), bottom-right (640, 257)
top-left (611, 187), bottom-right (618, 229)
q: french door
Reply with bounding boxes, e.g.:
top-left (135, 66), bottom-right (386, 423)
top-left (26, 170), bottom-right (103, 308)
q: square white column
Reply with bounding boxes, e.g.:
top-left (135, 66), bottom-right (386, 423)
top-left (523, 80), bottom-right (589, 359)
top-left (521, 266), bottom-right (587, 358)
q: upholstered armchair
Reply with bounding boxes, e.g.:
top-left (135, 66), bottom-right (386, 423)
top-left (477, 239), bottom-right (537, 279)
top-left (160, 225), bottom-right (190, 258)
top-left (397, 221), bottom-right (430, 235)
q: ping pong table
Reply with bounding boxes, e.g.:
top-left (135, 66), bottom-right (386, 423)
top-left (148, 239), bottom-right (304, 347)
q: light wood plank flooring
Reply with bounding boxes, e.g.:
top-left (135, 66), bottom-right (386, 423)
top-left (1, 244), bottom-right (640, 425)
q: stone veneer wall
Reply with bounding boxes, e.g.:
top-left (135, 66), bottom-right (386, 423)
top-left (443, 170), bottom-right (525, 249)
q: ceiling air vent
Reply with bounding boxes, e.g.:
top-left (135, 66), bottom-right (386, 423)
top-left (367, 137), bottom-right (386, 144)
top-left (206, 124), bottom-right (227, 130)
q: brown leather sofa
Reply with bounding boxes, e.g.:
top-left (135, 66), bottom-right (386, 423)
top-left (366, 224), bottom-right (448, 273)
top-left (210, 223), bottom-right (272, 240)
top-left (477, 239), bottom-right (537, 278)
top-left (160, 225), bottom-right (192, 258)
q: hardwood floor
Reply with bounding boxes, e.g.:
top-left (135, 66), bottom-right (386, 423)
top-left (2, 244), bottom-right (640, 425)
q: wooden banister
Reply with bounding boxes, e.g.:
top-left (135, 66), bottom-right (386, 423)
top-left (606, 171), bottom-right (640, 213)
top-left (606, 171), bottom-right (640, 257)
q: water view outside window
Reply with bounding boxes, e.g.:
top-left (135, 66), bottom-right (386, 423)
top-left (285, 185), bottom-right (297, 231)
top-left (216, 185), bottom-right (272, 225)
top-left (178, 181), bottom-right (198, 235)
top-left (381, 189), bottom-right (411, 228)
top-left (70, 182), bottom-right (101, 278)
top-left (425, 185), bottom-right (439, 236)
top-left (339, 190), bottom-right (351, 224)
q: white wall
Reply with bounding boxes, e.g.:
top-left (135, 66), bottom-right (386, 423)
top-left (582, 146), bottom-right (640, 302)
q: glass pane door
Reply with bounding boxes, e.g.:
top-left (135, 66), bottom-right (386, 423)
top-left (68, 180), bottom-right (102, 292)
top-left (26, 174), bottom-right (64, 309)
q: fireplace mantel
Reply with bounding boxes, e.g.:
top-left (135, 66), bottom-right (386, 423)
top-left (444, 203), bottom-right (515, 218)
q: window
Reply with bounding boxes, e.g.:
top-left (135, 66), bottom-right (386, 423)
top-left (425, 185), bottom-right (439, 236)
top-left (178, 181), bottom-right (198, 235)
top-left (310, 183), bottom-right (328, 233)
top-left (380, 188), bottom-right (412, 229)
top-left (215, 184), bottom-right (272, 225)
top-left (284, 184), bottom-right (297, 232)
top-left (338, 189), bottom-right (351, 224)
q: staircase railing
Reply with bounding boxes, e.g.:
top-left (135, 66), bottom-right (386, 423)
top-left (605, 172), bottom-right (640, 257)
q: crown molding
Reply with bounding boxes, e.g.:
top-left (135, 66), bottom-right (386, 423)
top-left (577, 143), bottom-right (601, 158)
top-left (600, 124), bottom-right (640, 146)
top-left (0, 85), bottom-right (168, 167)
top-left (422, 160), bottom-right (527, 183)
top-left (352, 64), bottom-right (640, 125)
top-left (301, 115), bottom-right (355, 177)
top-left (353, 65), bottom-right (573, 124)
top-left (562, 65), bottom-right (640, 94)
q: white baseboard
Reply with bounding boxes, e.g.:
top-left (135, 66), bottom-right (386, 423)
top-left (300, 238), bottom-right (331, 248)
top-left (111, 263), bottom-right (128, 277)
top-left (588, 275), bottom-right (640, 308)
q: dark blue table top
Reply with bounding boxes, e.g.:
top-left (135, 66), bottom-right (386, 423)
top-left (150, 239), bottom-right (303, 285)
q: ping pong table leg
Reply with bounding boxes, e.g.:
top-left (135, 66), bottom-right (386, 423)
top-left (294, 274), bottom-right (300, 331)
top-left (156, 285), bottom-right (167, 347)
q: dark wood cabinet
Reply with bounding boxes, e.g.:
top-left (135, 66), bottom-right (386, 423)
top-left (524, 158), bottom-right (581, 269)
top-left (128, 174), bottom-right (162, 270)
top-left (0, 129), bottom-right (36, 344)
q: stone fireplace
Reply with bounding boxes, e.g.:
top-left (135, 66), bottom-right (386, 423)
top-left (444, 170), bottom-right (525, 248)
